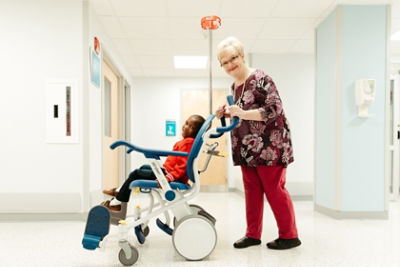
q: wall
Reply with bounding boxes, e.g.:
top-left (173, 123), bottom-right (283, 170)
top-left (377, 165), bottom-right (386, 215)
top-left (340, 6), bottom-right (387, 211)
top-left (130, 60), bottom-right (315, 197)
top-left (315, 5), bottom-right (388, 217)
top-left (129, 77), bottom-right (231, 166)
top-left (0, 0), bottom-right (84, 212)
top-left (0, 0), bottom-right (135, 214)
top-left (249, 53), bottom-right (315, 197)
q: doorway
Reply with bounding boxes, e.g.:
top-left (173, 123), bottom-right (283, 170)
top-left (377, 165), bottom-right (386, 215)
top-left (181, 89), bottom-right (228, 188)
top-left (102, 59), bottom-right (122, 191)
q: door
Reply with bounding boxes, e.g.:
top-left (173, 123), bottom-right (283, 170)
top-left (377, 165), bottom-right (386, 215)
top-left (102, 60), bottom-right (120, 190)
top-left (182, 90), bottom-right (228, 186)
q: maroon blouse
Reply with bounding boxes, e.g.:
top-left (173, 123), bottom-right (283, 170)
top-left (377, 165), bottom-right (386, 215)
top-left (230, 69), bottom-right (294, 167)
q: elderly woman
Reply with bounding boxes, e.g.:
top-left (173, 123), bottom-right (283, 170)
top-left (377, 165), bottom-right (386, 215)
top-left (215, 37), bottom-right (301, 250)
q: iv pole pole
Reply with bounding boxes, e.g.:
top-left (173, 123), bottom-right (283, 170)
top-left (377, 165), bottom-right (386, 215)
top-left (201, 16), bottom-right (221, 115)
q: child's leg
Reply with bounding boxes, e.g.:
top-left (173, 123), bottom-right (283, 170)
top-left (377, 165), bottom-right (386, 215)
top-left (116, 168), bottom-right (157, 202)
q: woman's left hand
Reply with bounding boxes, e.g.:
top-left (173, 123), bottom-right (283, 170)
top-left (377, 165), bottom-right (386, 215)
top-left (228, 105), bottom-right (245, 119)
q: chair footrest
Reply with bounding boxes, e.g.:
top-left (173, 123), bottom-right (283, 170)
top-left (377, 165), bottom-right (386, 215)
top-left (82, 234), bottom-right (102, 250)
top-left (82, 205), bottom-right (110, 250)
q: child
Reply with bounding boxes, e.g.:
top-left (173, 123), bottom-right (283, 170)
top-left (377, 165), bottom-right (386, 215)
top-left (101, 114), bottom-right (206, 218)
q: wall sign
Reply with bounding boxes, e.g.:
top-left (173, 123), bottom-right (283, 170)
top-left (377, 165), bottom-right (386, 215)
top-left (166, 120), bottom-right (176, 136)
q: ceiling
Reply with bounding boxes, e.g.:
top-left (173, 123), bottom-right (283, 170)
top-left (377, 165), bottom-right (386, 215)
top-left (90, 0), bottom-right (400, 78)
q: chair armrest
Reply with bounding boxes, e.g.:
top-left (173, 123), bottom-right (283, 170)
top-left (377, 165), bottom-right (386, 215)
top-left (110, 140), bottom-right (188, 159)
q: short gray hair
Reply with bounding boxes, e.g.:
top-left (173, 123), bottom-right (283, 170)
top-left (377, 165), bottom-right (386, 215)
top-left (216, 36), bottom-right (244, 61)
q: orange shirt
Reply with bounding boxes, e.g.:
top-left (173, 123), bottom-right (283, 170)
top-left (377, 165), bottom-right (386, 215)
top-left (163, 137), bottom-right (195, 184)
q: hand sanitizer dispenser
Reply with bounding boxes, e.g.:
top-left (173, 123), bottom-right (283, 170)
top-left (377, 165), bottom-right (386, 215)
top-left (355, 79), bottom-right (376, 118)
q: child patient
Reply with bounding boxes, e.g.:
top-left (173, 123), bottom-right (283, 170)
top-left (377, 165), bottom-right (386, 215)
top-left (101, 114), bottom-right (206, 219)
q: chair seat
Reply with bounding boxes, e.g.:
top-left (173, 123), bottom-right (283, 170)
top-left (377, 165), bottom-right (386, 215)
top-left (129, 180), bottom-right (190, 191)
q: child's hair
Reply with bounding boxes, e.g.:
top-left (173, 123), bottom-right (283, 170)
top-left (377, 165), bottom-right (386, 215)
top-left (191, 115), bottom-right (206, 137)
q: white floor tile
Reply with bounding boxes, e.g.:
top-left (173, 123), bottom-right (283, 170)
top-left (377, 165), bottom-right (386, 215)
top-left (1, 192), bottom-right (399, 267)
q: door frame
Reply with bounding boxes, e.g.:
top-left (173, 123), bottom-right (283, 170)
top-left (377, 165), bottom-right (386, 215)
top-left (101, 51), bottom-right (130, 188)
top-left (389, 74), bottom-right (400, 200)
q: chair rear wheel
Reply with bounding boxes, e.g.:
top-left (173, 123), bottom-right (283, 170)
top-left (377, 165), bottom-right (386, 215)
top-left (172, 215), bottom-right (217, 261)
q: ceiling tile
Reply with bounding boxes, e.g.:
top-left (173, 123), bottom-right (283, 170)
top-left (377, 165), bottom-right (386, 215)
top-left (288, 39), bottom-right (315, 54)
top-left (129, 68), bottom-right (144, 77)
top-left (220, 0), bottom-right (276, 18)
top-left (167, 0), bottom-right (222, 17)
top-left (142, 67), bottom-right (175, 77)
top-left (301, 28), bottom-right (315, 39)
top-left (250, 39), bottom-right (296, 53)
top-left (137, 55), bottom-right (173, 68)
top-left (120, 17), bottom-right (169, 39)
top-left (258, 18), bottom-right (315, 39)
top-left (168, 18), bottom-right (207, 39)
top-left (90, 0), bottom-right (114, 16)
top-left (271, 0), bottom-right (336, 18)
top-left (214, 18), bottom-right (265, 40)
top-left (112, 38), bottom-right (136, 55)
top-left (123, 55), bottom-right (142, 68)
top-left (170, 39), bottom-right (208, 54)
top-left (109, 0), bottom-right (168, 16)
top-left (130, 39), bottom-right (172, 55)
top-left (98, 16), bottom-right (126, 38)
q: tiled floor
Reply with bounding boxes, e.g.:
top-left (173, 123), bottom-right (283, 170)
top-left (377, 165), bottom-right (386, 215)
top-left (1, 192), bottom-right (399, 267)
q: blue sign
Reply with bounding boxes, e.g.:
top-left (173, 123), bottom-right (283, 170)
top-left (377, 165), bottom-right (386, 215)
top-left (166, 120), bottom-right (176, 136)
top-left (91, 50), bottom-right (101, 88)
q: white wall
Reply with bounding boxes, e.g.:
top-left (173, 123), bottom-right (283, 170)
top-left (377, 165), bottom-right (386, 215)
top-left (0, 0), bottom-right (135, 213)
top-left (250, 54), bottom-right (315, 197)
top-left (130, 77), bottom-right (231, 167)
top-left (0, 0), bottom-right (84, 212)
top-left (130, 57), bottom-right (315, 197)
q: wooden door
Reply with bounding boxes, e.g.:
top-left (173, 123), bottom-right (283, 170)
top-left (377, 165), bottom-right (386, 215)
top-left (182, 90), bottom-right (228, 186)
top-left (102, 61), bottom-right (120, 190)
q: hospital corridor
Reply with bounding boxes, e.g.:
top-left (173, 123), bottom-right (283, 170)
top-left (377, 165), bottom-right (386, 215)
top-left (1, 0), bottom-right (400, 266)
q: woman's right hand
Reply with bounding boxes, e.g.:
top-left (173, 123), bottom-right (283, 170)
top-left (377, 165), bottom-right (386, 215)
top-left (215, 105), bottom-right (226, 119)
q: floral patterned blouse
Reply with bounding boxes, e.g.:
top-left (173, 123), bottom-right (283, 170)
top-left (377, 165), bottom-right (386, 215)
top-left (230, 69), bottom-right (294, 167)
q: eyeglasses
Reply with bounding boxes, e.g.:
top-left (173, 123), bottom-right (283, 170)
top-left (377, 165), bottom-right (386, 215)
top-left (220, 54), bottom-right (240, 67)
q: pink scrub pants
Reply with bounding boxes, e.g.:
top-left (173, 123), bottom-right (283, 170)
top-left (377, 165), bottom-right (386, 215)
top-left (241, 165), bottom-right (298, 240)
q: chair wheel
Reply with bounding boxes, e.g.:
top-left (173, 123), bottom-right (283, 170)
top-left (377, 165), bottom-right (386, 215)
top-left (172, 215), bottom-right (217, 261)
top-left (118, 244), bottom-right (139, 266)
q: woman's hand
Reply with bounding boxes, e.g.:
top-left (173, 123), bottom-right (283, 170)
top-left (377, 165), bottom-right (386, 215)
top-left (215, 105), bottom-right (226, 119)
top-left (228, 105), bottom-right (245, 119)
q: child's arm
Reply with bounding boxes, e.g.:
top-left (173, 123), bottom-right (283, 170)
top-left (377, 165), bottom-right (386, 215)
top-left (163, 142), bottom-right (192, 182)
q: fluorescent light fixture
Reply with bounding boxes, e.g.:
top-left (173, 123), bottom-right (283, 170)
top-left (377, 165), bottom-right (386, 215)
top-left (391, 30), bottom-right (400, 41)
top-left (174, 56), bottom-right (207, 69)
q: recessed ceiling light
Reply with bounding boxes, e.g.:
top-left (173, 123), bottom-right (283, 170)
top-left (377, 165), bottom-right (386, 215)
top-left (174, 56), bottom-right (208, 69)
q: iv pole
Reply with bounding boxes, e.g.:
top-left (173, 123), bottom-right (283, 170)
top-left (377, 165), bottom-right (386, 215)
top-left (201, 16), bottom-right (221, 115)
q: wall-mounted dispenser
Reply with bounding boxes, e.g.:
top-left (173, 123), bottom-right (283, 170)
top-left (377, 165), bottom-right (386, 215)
top-left (355, 79), bottom-right (376, 118)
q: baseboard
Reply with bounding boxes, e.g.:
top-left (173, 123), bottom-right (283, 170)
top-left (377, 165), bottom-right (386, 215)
top-left (314, 203), bottom-right (388, 219)
top-left (228, 182), bottom-right (313, 201)
top-left (200, 185), bottom-right (229, 192)
top-left (0, 192), bottom-right (81, 213)
top-left (0, 212), bottom-right (87, 221)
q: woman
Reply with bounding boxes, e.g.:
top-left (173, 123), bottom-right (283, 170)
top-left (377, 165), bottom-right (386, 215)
top-left (215, 37), bottom-right (301, 250)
